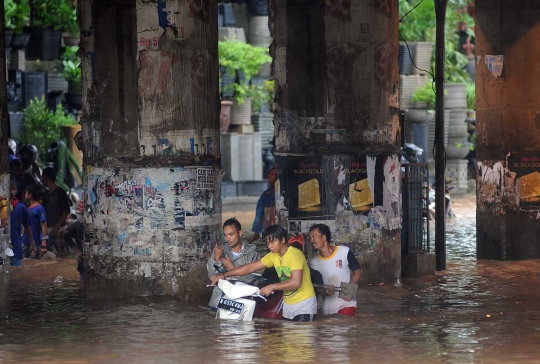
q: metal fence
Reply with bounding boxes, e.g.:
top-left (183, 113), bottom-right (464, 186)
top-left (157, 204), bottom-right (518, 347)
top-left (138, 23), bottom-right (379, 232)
top-left (402, 163), bottom-right (430, 254)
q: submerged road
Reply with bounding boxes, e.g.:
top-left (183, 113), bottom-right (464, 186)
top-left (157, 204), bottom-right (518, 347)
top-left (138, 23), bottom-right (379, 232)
top-left (2, 195), bottom-right (540, 363)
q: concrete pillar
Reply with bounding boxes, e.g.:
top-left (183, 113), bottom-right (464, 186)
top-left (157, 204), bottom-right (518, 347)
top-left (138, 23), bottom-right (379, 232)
top-left (476, 1), bottom-right (540, 260)
top-left (270, 0), bottom-right (402, 283)
top-left (0, 0), bottom-right (11, 316)
top-left (78, 0), bottom-right (221, 299)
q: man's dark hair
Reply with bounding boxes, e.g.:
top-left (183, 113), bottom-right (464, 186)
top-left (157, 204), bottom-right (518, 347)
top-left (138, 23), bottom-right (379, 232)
top-left (223, 217), bottom-right (241, 231)
top-left (42, 167), bottom-right (57, 182)
top-left (309, 223), bottom-right (332, 242)
top-left (26, 183), bottom-right (44, 202)
top-left (262, 224), bottom-right (288, 243)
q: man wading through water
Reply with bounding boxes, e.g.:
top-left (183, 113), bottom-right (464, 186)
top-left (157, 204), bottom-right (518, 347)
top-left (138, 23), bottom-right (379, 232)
top-left (211, 224), bottom-right (317, 322)
top-left (309, 223), bottom-right (361, 316)
top-left (206, 218), bottom-right (260, 311)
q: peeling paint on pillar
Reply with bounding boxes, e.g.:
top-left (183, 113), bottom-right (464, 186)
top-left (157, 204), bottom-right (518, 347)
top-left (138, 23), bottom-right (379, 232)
top-left (476, 1), bottom-right (540, 260)
top-left (0, 175), bottom-right (11, 316)
top-left (81, 0), bottom-right (220, 299)
top-left (270, 0), bottom-right (401, 283)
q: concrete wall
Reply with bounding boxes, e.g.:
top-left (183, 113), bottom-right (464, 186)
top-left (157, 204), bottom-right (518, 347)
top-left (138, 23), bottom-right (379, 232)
top-left (270, 0), bottom-right (402, 283)
top-left (0, 168), bottom-right (10, 316)
top-left (79, 0), bottom-right (220, 299)
top-left (0, 15), bottom-right (11, 317)
top-left (476, 1), bottom-right (540, 260)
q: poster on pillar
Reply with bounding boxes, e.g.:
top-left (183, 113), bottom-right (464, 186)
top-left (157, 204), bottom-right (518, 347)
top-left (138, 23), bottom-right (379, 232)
top-left (342, 156), bottom-right (373, 214)
top-left (507, 152), bottom-right (540, 209)
top-left (286, 156), bottom-right (337, 221)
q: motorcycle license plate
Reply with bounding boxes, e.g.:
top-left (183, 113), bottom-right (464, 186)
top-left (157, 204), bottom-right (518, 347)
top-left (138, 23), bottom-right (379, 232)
top-left (217, 298), bottom-right (244, 314)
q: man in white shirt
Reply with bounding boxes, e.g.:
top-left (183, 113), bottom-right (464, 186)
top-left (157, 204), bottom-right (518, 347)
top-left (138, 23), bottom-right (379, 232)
top-left (309, 223), bottom-right (361, 316)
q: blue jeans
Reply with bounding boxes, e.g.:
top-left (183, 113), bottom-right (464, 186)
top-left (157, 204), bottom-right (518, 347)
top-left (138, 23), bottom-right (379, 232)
top-left (10, 257), bottom-right (22, 267)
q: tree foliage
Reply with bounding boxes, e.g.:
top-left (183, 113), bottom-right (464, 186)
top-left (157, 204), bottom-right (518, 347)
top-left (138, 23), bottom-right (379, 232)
top-left (20, 97), bottom-right (77, 155)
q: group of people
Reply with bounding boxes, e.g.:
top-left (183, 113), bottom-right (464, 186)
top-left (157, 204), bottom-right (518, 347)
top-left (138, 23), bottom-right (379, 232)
top-left (8, 141), bottom-right (84, 279)
top-left (208, 218), bottom-right (361, 322)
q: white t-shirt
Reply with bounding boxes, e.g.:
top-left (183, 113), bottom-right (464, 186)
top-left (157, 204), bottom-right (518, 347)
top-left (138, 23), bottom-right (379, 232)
top-left (309, 246), bottom-right (358, 314)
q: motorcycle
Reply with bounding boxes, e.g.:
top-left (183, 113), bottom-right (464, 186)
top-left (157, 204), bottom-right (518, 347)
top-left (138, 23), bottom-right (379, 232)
top-left (427, 179), bottom-right (455, 219)
top-left (401, 143), bottom-right (424, 172)
top-left (212, 235), bottom-right (320, 321)
top-left (211, 260), bottom-right (284, 321)
top-left (214, 279), bottom-right (266, 321)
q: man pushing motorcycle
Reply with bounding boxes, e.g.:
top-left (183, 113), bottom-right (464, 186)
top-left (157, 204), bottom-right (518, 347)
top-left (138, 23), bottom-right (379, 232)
top-left (207, 218), bottom-right (260, 311)
top-left (211, 224), bottom-right (317, 322)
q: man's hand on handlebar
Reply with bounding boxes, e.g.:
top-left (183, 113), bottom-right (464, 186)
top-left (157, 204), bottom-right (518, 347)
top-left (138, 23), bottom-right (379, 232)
top-left (210, 274), bottom-right (224, 286)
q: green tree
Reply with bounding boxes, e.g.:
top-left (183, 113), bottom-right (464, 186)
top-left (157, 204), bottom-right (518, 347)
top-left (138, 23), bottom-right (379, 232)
top-left (20, 97), bottom-right (77, 156)
top-left (218, 38), bottom-right (271, 106)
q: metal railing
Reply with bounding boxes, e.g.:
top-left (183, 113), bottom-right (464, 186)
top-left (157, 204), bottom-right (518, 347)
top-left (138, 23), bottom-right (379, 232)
top-left (402, 163), bottom-right (430, 254)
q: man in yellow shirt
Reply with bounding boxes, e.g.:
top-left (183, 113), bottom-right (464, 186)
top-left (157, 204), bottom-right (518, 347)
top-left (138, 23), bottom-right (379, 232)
top-left (210, 224), bottom-right (317, 321)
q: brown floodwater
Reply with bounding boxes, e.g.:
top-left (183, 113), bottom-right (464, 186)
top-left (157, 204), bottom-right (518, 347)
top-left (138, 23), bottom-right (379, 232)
top-left (3, 195), bottom-right (540, 363)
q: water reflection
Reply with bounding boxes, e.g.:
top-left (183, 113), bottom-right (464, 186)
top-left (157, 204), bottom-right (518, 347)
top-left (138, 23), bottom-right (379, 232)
top-left (3, 196), bottom-right (540, 362)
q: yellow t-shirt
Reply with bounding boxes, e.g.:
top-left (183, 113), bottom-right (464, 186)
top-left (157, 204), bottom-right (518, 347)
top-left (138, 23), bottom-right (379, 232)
top-left (260, 246), bottom-right (315, 305)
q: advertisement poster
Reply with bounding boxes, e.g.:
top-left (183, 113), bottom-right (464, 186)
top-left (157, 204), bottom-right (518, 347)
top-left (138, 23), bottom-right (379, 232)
top-left (274, 154), bottom-right (388, 236)
top-left (286, 156), bottom-right (335, 220)
top-left (344, 156), bottom-right (372, 214)
top-left (507, 152), bottom-right (540, 209)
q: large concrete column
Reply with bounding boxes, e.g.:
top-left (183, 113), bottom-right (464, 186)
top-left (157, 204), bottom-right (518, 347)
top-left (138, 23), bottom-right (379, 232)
top-left (270, 0), bottom-right (402, 283)
top-left (0, 0), bottom-right (11, 316)
top-left (78, 0), bottom-right (221, 299)
top-left (476, 1), bottom-right (540, 260)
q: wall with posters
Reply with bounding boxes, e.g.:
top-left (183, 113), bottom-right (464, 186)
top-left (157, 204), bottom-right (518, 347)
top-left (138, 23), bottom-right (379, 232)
top-left (275, 154), bottom-right (402, 282)
top-left (0, 161), bottom-right (11, 315)
top-left (269, 0), bottom-right (402, 283)
top-left (78, 0), bottom-right (221, 299)
top-left (475, 1), bottom-right (540, 260)
top-left (477, 153), bottom-right (540, 260)
top-left (85, 166), bottom-right (221, 299)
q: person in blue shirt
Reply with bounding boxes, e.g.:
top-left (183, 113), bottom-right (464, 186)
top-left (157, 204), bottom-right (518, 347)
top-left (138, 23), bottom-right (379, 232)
top-left (251, 169), bottom-right (276, 242)
top-left (9, 182), bottom-right (35, 266)
top-left (22, 184), bottom-right (48, 259)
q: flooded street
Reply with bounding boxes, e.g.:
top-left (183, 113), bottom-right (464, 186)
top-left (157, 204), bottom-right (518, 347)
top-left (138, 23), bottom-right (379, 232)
top-left (3, 195), bottom-right (540, 363)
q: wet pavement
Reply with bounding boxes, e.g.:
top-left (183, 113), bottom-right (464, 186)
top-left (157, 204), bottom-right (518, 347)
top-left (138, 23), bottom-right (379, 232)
top-left (2, 195), bottom-right (540, 363)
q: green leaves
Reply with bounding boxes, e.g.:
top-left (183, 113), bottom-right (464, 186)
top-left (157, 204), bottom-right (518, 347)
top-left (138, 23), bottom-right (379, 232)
top-left (399, 0), bottom-right (435, 42)
top-left (400, 0), bottom-right (475, 84)
top-left (32, 0), bottom-right (77, 31)
top-left (61, 46), bottom-right (81, 86)
top-left (4, 0), bottom-right (31, 33)
top-left (20, 97), bottom-right (77, 155)
top-left (218, 38), bottom-right (271, 106)
top-left (466, 80), bottom-right (475, 110)
top-left (412, 81), bottom-right (436, 109)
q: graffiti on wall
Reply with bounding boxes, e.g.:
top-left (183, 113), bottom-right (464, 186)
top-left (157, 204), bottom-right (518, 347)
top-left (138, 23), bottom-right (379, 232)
top-left (0, 175), bottom-right (9, 233)
top-left (85, 166), bottom-right (221, 261)
top-left (82, 164), bottom-right (223, 283)
top-left (139, 130), bottom-right (218, 158)
top-left (87, 166), bottom-right (218, 231)
top-left (324, 0), bottom-right (352, 21)
top-left (475, 154), bottom-right (540, 215)
top-left (137, 0), bottom-right (184, 51)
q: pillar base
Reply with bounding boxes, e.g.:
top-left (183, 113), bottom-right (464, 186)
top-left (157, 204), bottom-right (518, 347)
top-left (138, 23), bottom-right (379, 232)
top-left (0, 264), bottom-right (10, 318)
top-left (86, 257), bottom-right (212, 302)
top-left (357, 230), bottom-right (402, 284)
top-left (401, 252), bottom-right (436, 277)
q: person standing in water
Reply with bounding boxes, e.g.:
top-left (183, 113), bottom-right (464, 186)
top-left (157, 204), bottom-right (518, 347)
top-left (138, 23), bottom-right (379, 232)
top-left (211, 224), bottom-right (317, 322)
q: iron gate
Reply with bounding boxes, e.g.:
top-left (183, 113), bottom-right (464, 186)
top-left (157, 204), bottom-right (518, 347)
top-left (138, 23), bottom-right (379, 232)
top-left (402, 163), bottom-right (430, 254)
